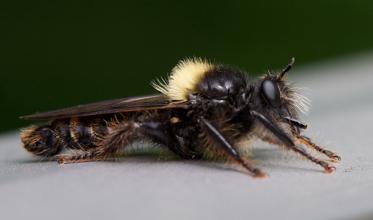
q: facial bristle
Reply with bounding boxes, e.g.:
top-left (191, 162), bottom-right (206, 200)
top-left (152, 57), bottom-right (213, 101)
top-left (285, 86), bottom-right (311, 114)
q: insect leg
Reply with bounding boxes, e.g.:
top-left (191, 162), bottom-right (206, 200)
top-left (296, 134), bottom-right (341, 162)
top-left (283, 116), bottom-right (308, 129)
top-left (97, 120), bottom-right (202, 159)
top-left (139, 121), bottom-right (202, 159)
top-left (58, 120), bottom-right (202, 164)
top-left (57, 122), bottom-right (137, 164)
top-left (200, 117), bottom-right (266, 178)
top-left (250, 111), bottom-right (336, 173)
top-left (57, 149), bottom-right (99, 164)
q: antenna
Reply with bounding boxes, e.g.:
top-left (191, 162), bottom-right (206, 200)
top-left (278, 57), bottom-right (295, 79)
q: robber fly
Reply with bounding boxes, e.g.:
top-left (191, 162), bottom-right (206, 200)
top-left (20, 57), bottom-right (340, 177)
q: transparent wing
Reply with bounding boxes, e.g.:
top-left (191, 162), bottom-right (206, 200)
top-left (21, 94), bottom-right (187, 120)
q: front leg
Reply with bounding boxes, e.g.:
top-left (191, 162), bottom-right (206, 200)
top-left (295, 134), bottom-right (341, 162)
top-left (251, 111), bottom-right (336, 173)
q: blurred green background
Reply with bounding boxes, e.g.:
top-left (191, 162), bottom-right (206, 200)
top-left (1, 0), bottom-right (372, 132)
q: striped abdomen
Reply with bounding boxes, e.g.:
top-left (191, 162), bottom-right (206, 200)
top-left (21, 116), bottom-right (112, 157)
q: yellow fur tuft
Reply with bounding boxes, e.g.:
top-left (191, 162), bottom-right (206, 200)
top-left (152, 58), bottom-right (213, 101)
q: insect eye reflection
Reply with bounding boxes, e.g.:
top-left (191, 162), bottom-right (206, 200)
top-left (261, 80), bottom-right (281, 107)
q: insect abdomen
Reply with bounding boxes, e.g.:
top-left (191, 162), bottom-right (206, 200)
top-left (21, 117), bottom-right (109, 157)
top-left (21, 125), bottom-right (63, 156)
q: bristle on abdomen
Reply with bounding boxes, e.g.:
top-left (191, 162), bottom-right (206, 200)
top-left (20, 117), bottom-right (111, 157)
top-left (20, 125), bottom-right (62, 157)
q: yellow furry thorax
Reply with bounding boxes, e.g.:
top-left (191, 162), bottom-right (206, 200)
top-left (152, 58), bottom-right (213, 101)
top-left (152, 57), bottom-right (310, 116)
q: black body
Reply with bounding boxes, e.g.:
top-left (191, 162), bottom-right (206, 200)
top-left (21, 58), bottom-right (340, 177)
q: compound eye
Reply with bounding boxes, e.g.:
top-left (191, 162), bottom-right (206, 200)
top-left (261, 80), bottom-right (281, 107)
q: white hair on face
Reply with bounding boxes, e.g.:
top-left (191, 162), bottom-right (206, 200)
top-left (283, 85), bottom-right (311, 114)
top-left (292, 89), bottom-right (311, 113)
top-left (152, 58), bottom-right (213, 101)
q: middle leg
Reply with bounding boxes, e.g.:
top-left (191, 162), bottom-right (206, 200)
top-left (200, 117), bottom-right (266, 178)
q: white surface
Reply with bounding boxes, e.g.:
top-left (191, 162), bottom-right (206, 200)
top-left (1, 54), bottom-right (373, 220)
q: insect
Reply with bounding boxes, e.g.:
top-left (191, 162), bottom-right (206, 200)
top-left (20, 57), bottom-right (340, 177)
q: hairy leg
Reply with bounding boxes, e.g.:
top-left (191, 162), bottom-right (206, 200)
top-left (56, 122), bottom-right (136, 164)
top-left (57, 120), bottom-right (200, 164)
top-left (251, 111), bottom-right (336, 173)
top-left (286, 143), bottom-right (336, 173)
top-left (139, 121), bottom-right (202, 159)
top-left (57, 149), bottom-right (99, 164)
top-left (296, 134), bottom-right (341, 162)
top-left (200, 117), bottom-right (266, 178)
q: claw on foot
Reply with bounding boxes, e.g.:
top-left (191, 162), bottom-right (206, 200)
top-left (328, 156), bottom-right (341, 163)
top-left (324, 166), bottom-right (336, 174)
top-left (328, 159), bottom-right (337, 163)
top-left (332, 155), bottom-right (341, 161)
top-left (253, 171), bottom-right (267, 179)
top-left (251, 168), bottom-right (267, 179)
top-left (56, 155), bottom-right (70, 164)
top-left (324, 151), bottom-right (341, 161)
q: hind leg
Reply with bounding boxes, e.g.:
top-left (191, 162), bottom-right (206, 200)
top-left (57, 149), bottom-right (99, 164)
top-left (56, 121), bottom-right (136, 164)
top-left (57, 120), bottom-right (198, 164)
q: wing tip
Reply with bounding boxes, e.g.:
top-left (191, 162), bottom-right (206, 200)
top-left (19, 114), bottom-right (30, 120)
top-left (19, 114), bottom-right (36, 120)
top-left (19, 113), bottom-right (49, 121)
